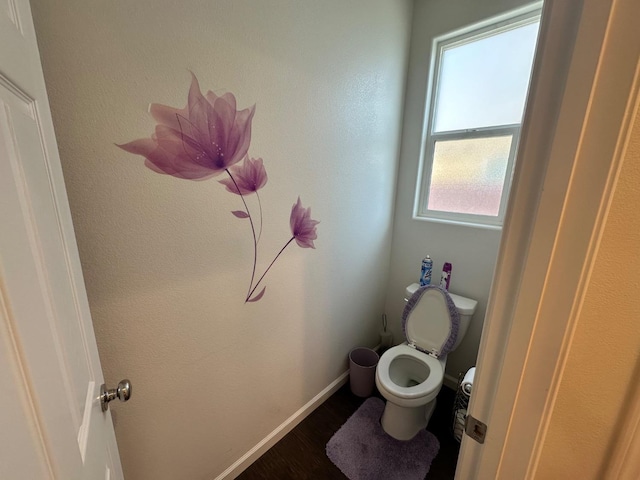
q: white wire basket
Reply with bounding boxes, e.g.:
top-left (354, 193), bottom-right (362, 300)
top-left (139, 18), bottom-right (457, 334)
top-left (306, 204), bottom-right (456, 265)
top-left (452, 371), bottom-right (471, 442)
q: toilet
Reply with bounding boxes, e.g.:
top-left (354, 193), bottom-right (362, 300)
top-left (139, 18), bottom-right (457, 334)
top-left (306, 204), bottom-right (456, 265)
top-left (375, 283), bottom-right (477, 440)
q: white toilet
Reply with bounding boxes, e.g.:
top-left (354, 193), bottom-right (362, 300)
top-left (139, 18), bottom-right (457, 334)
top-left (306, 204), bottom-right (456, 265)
top-left (375, 283), bottom-right (477, 440)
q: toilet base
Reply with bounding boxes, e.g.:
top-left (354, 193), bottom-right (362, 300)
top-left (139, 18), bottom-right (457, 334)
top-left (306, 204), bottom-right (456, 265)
top-left (380, 398), bottom-right (437, 441)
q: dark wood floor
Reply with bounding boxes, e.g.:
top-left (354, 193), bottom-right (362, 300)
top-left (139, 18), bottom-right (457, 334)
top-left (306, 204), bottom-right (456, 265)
top-left (238, 383), bottom-right (460, 480)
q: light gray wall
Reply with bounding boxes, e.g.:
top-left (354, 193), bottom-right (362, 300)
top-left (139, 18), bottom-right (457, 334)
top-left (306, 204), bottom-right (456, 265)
top-left (385, 0), bottom-right (537, 384)
top-left (30, 1), bottom-right (412, 478)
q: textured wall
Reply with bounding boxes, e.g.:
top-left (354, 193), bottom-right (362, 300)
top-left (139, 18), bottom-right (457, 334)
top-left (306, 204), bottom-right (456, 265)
top-left (535, 106), bottom-right (640, 477)
top-left (30, 1), bottom-right (411, 478)
top-left (385, 0), bottom-right (535, 382)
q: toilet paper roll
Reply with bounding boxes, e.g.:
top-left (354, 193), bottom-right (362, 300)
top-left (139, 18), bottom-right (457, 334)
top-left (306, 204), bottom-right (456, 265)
top-left (461, 367), bottom-right (476, 396)
top-left (379, 330), bottom-right (393, 349)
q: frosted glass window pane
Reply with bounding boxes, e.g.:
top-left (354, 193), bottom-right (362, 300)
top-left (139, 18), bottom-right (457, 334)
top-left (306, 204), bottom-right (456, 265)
top-left (427, 136), bottom-right (512, 216)
top-left (434, 22), bottom-right (539, 132)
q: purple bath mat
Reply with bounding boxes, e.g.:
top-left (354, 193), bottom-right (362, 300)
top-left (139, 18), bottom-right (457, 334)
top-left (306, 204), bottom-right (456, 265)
top-left (326, 397), bottom-right (440, 480)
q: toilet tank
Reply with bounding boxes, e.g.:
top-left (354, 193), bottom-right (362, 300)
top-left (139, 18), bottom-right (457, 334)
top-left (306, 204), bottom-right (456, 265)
top-left (404, 283), bottom-right (478, 351)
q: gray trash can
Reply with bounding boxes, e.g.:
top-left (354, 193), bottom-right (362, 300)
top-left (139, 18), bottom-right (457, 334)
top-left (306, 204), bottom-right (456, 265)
top-left (349, 347), bottom-right (379, 397)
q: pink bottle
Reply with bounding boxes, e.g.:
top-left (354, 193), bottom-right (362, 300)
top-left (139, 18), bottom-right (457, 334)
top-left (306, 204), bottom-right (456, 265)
top-left (440, 262), bottom-right (452, 291)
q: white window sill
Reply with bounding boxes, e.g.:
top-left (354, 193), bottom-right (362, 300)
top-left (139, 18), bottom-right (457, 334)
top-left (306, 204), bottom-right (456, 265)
top-left (412, 214), bottom-right (503, 231)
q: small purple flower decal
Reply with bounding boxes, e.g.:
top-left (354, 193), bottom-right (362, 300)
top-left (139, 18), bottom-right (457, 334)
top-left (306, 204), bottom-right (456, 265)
top-left (117, 73), bottom-right (318, 303)
top-left (245, 197), bottom-right (319, 301)
top-left (117, 73), bottom-right (255, 180)
top-left (220, 156), bottom-right (268, 243)
top-left (290, 197), bottom-right (319, 249)
top-left (219, 156), bottom-right (268, 195)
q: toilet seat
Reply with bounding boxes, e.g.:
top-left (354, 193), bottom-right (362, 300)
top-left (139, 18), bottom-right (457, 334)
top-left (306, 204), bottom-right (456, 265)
top-left (376, 344), bottom-right (443, 400)
top-left (402, 286), bottom-right (459, 358)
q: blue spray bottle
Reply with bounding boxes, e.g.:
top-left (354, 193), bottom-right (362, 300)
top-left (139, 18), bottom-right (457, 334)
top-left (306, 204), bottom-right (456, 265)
top-left (420, 255), bottom-right (433, 286)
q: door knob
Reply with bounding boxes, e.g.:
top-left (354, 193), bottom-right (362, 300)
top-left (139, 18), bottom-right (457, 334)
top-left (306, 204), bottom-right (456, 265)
top-left (100, 379), bottom-right (132, 412)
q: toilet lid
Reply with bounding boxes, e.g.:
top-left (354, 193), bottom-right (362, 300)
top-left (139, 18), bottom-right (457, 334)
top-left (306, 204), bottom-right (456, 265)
top-left (402, 286), bottom-right (459, 358)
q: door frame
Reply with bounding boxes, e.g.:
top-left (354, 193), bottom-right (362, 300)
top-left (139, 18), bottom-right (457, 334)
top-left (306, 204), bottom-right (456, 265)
top-left (456, 0), bottom-right (640, 478)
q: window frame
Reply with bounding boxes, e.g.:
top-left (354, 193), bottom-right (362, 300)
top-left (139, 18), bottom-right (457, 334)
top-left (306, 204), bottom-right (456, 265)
top-left (414, 7), bottom-right (542, 228)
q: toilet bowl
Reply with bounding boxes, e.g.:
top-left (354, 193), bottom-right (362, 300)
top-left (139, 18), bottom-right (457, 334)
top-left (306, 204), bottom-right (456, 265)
top-left (375, 284), bottom-right (477, 440)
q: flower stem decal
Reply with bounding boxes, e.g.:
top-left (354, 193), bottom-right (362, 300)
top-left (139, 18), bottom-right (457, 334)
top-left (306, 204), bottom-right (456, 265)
top-left (117, 73), bottom-right (318, 303)
top-left (246, 197), bottom-right (319, 301)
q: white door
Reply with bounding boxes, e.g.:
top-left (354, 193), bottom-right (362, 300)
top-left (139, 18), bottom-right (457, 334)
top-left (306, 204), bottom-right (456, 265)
top-left (456, 0), bottom-right (640, 478)
top-left (0, 1), bottom-right (125, 479)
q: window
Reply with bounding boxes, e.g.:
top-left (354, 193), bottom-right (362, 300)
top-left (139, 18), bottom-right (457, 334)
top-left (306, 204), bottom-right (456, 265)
top-left (415, 9), bottom-right (541, 227)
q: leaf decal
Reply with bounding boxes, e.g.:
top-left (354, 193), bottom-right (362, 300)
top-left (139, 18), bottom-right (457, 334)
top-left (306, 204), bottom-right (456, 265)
top-left (231, 210), bottom-right (249, 218)
top-left (247, 286), bottom-right (266, 302)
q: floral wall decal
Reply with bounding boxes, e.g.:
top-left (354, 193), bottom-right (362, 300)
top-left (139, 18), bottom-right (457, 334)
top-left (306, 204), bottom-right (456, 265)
top-left (117, 73), bottom-right (318, 302)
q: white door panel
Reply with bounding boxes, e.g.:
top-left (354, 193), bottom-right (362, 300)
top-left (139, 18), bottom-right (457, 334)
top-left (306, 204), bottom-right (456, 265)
top-left (0, 0), bottom-right (124, 478)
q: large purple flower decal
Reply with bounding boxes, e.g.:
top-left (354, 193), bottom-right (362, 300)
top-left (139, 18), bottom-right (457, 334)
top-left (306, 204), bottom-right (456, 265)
top-left (117, 73), bottom-right (318, 303)
top-left (117, 73), bottom-right (255, 180)
top-left (290, 197), bottom-right (319, 248)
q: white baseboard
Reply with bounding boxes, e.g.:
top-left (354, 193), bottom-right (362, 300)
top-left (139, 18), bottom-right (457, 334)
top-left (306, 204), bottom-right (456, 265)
top-left (213, 370), bottom-right (350, 480)
top-left (214, 350), bottom-right (462, 479)
top-left (443, 373), bottom-right (458, 391)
